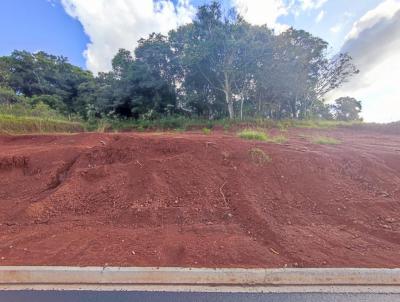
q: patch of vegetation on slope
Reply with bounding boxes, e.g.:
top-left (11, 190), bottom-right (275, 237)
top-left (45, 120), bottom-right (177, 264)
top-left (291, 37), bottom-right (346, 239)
top-left (0, 114), bottom-right (84, 134)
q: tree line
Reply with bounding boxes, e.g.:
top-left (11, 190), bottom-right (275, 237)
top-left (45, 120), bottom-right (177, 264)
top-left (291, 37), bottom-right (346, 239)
top-left (0, 2), bottom-right (362, 121)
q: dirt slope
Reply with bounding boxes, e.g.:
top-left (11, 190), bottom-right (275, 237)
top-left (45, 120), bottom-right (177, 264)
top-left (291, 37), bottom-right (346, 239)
top-left (1, 128), bottom-right (400, 267)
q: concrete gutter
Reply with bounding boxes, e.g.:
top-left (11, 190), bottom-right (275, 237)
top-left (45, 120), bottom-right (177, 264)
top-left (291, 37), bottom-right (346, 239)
top-left (1, 267), bottom-right (400, 293)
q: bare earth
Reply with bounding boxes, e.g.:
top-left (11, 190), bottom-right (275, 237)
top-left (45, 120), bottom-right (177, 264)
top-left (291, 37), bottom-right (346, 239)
top-left (1, 126), bottom-right (400, 268)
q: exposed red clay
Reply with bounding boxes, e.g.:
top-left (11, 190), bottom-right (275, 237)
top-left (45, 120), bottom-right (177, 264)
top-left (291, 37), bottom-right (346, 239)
top-left (0, 127), bottom-right (400, 268)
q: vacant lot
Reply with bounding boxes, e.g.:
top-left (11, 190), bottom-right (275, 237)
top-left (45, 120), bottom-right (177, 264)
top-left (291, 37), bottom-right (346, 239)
top-left (1, 126), bottom-right (400, 268)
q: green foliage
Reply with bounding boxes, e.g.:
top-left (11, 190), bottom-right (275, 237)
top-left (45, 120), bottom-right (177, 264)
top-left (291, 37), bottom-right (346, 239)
top-left (0, 114), bottom-right (83, 134)
top-left (311, 136), bottom-right (342, 145)
top-left (238, 129), bottom-right (267, 141)
top-left (248, 148), bottom-right (271, 165)
top-left (0, 2), bottom-right (360, 124)
top-left (0, 101), bottom-right (73, 120)
top-left (0, 86), bottom-right (23, 104)
top-left (202, 127), bottom-right (212, 135)
top-left (29, 95), bottom-right (68, 113)
top-left (277, 119), bottom-right (361, 129)
top-left (333, 97), bottom-right (362, 121)
top-left (0, 50), bottom-right (93, 116)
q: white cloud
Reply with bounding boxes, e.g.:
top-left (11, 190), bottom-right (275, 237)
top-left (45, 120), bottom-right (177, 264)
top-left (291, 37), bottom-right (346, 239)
top-left (315, 10), bottom-right (325, 23)
top-left (299, 0), bottom-right (327, 10)
top-left (232, 0), bottom-right (289, 32)
top-left (330, 23), bottom-right (342, 33)
top-left (61, 0), bottom-right (195, 73)
top-left (345, 0), bottom-right (400, 41)
top-left (327, 0), bottom-right (400, 123)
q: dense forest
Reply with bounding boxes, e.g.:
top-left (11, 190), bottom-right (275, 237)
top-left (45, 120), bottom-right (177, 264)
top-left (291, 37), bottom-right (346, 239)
top-left (0, 2), bottom-right (362, 122)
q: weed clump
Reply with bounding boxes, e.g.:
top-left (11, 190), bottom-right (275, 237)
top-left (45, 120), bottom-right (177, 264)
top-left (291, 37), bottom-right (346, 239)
top-left (202, 127), bottom-right (212, 135)
top-left (248, 148), bottom-right (271, 165)
top-left (238, 129), bottom-right (267, 141)
top-left (312, 136), bottom-right (341, 145)
top-left (269, 134), bottom-right (287, 144)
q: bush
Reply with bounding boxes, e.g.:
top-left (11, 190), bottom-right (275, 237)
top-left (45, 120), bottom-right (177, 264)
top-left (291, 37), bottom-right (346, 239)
top-left (248, 148), bottom-right (271, 165)
top-left (238, 129), bottom-right (267, 141)
top-left (202, 127), bottom-right (211, 135)
top-left (0, 86), bottom-right (22, 104)
top-left (0, 114), bottom-right (84, 134)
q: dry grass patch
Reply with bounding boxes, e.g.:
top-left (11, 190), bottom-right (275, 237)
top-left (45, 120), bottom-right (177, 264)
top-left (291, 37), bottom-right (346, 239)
top-left (248, 148), bottom-right (271, 165)
top-left (312, 136), bottom-right (341, 145)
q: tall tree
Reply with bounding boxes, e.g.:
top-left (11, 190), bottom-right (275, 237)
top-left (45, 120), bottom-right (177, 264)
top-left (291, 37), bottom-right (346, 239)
top-left (333, 97), bottom-right (362, 121)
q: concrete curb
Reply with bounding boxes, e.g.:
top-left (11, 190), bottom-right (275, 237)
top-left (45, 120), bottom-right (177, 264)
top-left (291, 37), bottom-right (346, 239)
top-left (1, 267), bottom-right (400, 292)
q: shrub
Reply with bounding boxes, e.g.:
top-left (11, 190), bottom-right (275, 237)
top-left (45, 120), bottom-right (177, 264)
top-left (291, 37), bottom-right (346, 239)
top-left (0, 114), bottom-right (84, 134)
top-left (238, 129), bottom-right (267, 141)
top-left (202, 127), bottom-right (211, 135)
top-left (248, 148), bottom-right (271, 165)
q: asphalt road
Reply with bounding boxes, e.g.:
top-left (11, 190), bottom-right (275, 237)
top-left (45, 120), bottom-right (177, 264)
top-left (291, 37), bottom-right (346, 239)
top-left (1, 291), bottom-right (400, 302)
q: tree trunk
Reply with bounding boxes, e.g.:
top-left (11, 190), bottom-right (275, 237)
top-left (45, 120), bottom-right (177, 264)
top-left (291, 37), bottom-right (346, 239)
top-left (240, 99), bottom-right (244, 120)
top-left (224, 71), bottom-right (234, 119)
top-left (227, 100), bottom-right (234, 119)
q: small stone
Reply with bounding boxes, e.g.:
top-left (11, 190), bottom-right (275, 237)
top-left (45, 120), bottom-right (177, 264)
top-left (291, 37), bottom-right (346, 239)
top-left (0, 257), bottom-right (5, 260)
top-left (131, 250), bottom-right (136, 255)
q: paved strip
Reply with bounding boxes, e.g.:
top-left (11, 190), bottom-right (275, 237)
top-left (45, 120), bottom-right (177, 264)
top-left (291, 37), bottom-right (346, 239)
top-left (1, 291), bottom-right (400, 302)
top-left (1, 267), bottom-right (400, 293)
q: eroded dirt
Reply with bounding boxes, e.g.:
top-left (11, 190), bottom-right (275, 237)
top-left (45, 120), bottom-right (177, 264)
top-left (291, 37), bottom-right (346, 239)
top-left (1, 127), bottom-right (400, 267)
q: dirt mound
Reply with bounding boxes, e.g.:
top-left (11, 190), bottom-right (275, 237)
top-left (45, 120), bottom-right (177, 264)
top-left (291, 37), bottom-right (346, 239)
top-left (1, 129), bottom-right (400, 267)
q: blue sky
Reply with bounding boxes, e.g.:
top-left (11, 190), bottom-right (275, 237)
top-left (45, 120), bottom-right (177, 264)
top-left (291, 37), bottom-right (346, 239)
top-left (0, 0), bottom-right (381, 68)
top-left (0, 0), bottom-right (399, 122)
top-left (0, 0), bottom-right (88, 67)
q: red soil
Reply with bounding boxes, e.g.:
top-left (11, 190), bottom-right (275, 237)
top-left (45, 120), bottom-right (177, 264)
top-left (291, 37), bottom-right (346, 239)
top-left (1, 127), bottom-right (400, 268)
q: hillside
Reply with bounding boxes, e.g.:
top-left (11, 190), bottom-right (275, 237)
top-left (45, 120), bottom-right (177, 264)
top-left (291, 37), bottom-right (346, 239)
top-left (1, 127), bottom-right (400, 267)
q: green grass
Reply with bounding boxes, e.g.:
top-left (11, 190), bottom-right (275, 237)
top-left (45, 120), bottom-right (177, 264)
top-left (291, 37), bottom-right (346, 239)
top-left (0, 114), bottom-right (84, 134)
top-left (202, 127), bottom-right (212, 135)
top-left (311, 136), bottom-right (342, 145)
top-left (238, 129), bottom-right (267, 141)
top-left (85, 116), bottom-right (363, 133)
top-left (248, 147), bottom-right (271, 165)
top-left (238, 128), bottom-right (287, 143)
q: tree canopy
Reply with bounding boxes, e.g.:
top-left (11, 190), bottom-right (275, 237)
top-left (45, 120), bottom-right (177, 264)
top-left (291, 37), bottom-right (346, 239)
top-left (0, 1), bottom-right (360, 121)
